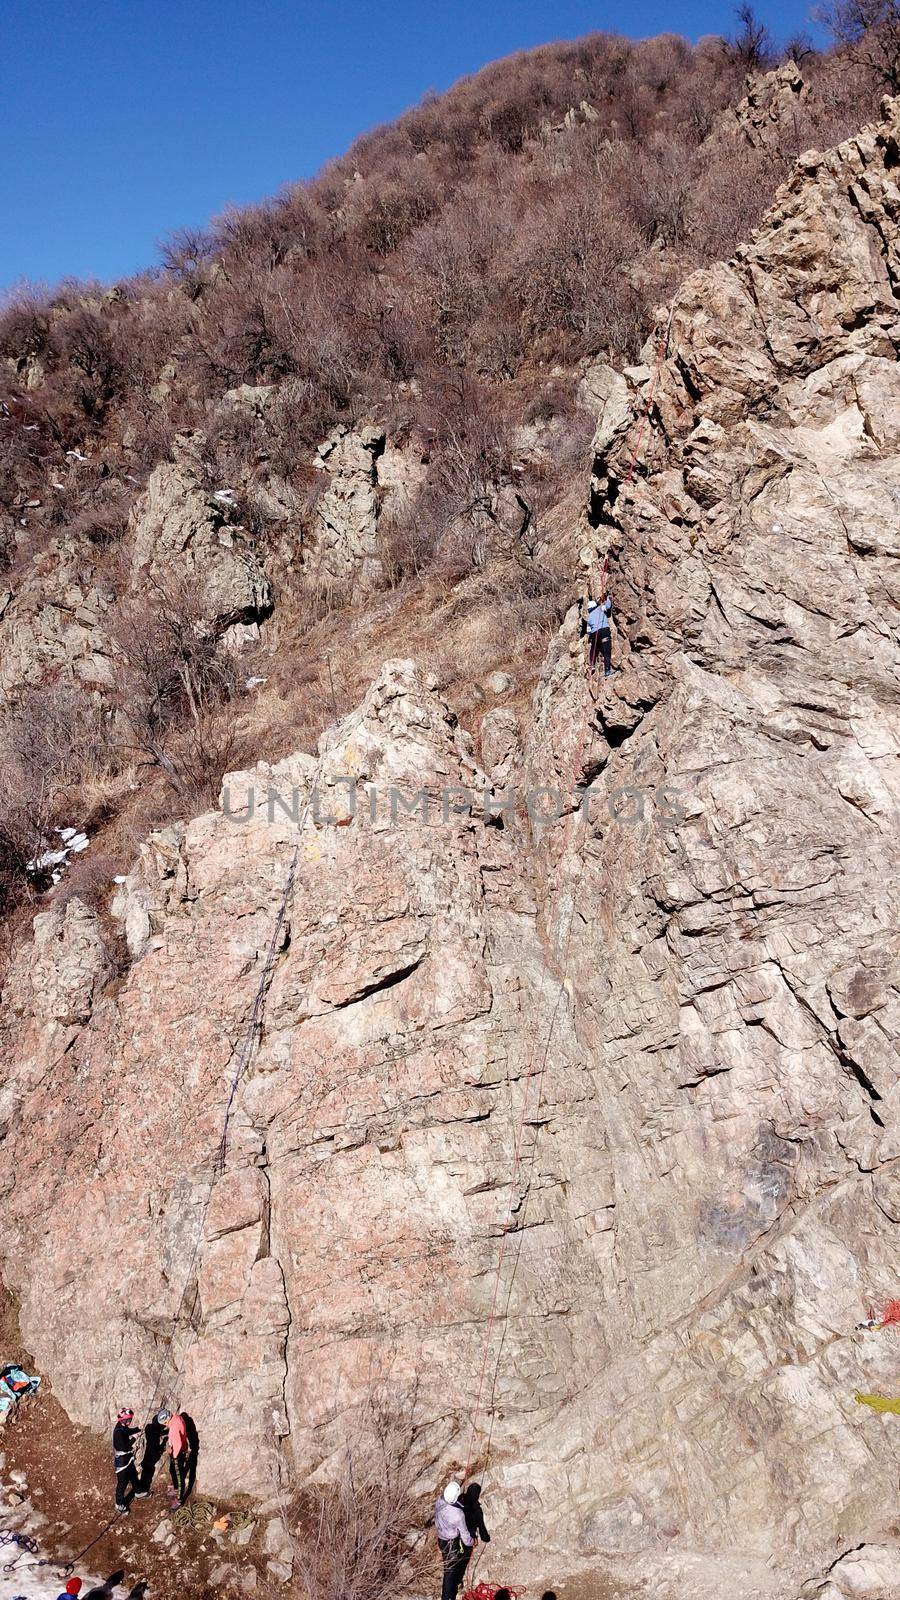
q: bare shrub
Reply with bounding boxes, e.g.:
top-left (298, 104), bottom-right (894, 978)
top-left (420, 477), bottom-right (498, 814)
top-left (158, 226), bottom-right (217, 298)
top-left (0, 288), bottom-right (51, 363)
top-left (288, 1397), bottom-right (430, 1600)
top-left (818, 0), bottom-right (900, 88)
top-left (355, 173), bottom-right (438, 257)
top-left (0, 684), bottom-right (118, 908)
top-left (505, 184), bottom-right (645, 359)
top-left (56, 305), bottom-right (124, 422)
top-left (687, 142), bottom-right (784, 260)
top-left (379, 499), bottom-right (436, 586)
top-left (727, 4), bottom-right (777, 70)
top-left (115, 577), bottom-right (243, 805)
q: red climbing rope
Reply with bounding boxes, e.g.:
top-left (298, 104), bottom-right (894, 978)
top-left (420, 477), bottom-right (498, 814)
top-left (621, 306), bottom-right (675, 490)
top-left (462, 1584), bottom-right (522, 1600)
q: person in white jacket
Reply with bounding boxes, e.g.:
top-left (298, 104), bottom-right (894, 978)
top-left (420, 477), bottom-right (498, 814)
top-left (434, 1479), bottom-right (474, 1600)
top-left (586, 592), bottom-right (613, 676)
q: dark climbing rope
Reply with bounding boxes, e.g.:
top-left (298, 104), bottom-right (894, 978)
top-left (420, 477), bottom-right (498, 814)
top-left (0, 1528), bottom-right (54, 1575)
top-left (58, 753), bottom-right (328, 1576)
top-left (461, 307), bottom-right (676, 1582)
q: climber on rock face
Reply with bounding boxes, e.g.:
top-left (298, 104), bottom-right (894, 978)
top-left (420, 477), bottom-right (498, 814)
top-left (585, 590), bottom-right (613, 677)
top-left (434, 1479), bottom-right (474, 1600)
top-left (112, 1408), bottom-right (142, 1513)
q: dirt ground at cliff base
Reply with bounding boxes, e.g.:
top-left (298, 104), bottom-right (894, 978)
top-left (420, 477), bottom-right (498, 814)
top-left (0, 1293), bottom-right (268, 1600)
top-left (0, 1392), bottom-right (265, 1600)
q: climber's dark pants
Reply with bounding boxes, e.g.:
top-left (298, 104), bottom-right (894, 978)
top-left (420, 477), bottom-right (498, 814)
top-left (589, 628), bottom-right (611, 674)
top-left (139, 1429), bottom-right (165, 1492)
top-left (439, 1538), bottom-right (471, 1600)
top-left (115, 1461), bottom-right (139, 1509)
top-left (169, 1449), bottom-right (189, 1503)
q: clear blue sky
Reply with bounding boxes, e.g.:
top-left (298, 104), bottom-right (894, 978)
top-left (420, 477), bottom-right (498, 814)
top-left (2, 0), bottom-right (822, 292)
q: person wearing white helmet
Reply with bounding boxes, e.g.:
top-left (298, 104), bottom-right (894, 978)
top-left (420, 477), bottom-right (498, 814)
top-left (434, 1479), bottom-right (474, 1600)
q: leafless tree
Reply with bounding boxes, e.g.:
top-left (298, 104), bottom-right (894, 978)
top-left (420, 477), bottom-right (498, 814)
top-left (727, 4), bottom-right (776, 69)
top-left (287, 1395), bottom-right (431, 1600)
top-left (115, 576), bottom-right (243, 805)
top-left (818, 0), bottom-right (900, 88)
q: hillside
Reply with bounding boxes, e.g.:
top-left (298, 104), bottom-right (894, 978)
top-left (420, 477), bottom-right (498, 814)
top-left (0, 27), bottom-right (885, 915)
top-left (1, 20), bottom-right (900, 1600)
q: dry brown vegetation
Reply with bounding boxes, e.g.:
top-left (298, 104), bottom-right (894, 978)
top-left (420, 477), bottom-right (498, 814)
top-left (0, 16), bottom-right (889, 914)
top-left (0, 25), bottom-right (881, 539)
top-left (285, 1397), bottom-right (432, 1600)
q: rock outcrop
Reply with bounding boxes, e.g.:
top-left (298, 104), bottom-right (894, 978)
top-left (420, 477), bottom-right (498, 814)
top-left (0, 538), bottom-right (116, 697)
top-left (310, 424), bottom-right (386, 581)
top-left (129, 456), bottom-right (272, 629)
top-left (523, 95), bottom-right (900, 1585)
top-left (310, 423), bottom-right (426, 583)
top-left (727, 61), bottom-right (809, 149)
top-left (0, 97), bottom-right (899, 1600)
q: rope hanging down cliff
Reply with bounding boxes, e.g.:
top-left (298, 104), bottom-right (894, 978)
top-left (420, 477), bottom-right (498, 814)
top-left (10, 314), bottom-right (675, 1583)
top-left (55, 756), bottom-right (328, 1577)
top-left (461, 307), bottom-right (676, 1540)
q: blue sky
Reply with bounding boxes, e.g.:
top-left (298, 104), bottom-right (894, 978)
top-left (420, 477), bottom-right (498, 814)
top-left (1, 0), bottom-right (823, 292)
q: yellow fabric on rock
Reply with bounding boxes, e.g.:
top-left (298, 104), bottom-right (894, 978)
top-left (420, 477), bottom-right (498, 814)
top-left (854, 1391), bottom-right (900, 1414)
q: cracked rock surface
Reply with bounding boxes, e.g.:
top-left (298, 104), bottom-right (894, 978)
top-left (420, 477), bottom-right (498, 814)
top-left (0, 97), bottom-right (898, 1600)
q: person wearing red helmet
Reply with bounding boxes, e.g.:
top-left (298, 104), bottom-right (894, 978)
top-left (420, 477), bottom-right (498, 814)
top-left (55, 1578), bottom-right (83, 1600)
top-left (112, 1406), bottom-right (142, 1513)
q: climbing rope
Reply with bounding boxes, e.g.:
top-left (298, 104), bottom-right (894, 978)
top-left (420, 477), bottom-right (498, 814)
top-left (57, 755), bottom-right (329, 1576)
top-left (461, 306), bottom-right (676, 1580)
top-left (14, 309), bottom-right (678, 1585)
top-left (462, 1584), bottom-right (522, 1600)
top-left (0, 1529), bottom-right (50, 1575)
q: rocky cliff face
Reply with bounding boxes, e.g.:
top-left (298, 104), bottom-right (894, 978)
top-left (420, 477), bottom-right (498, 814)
top-left (0, 99), bottom-right (898, 1600)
